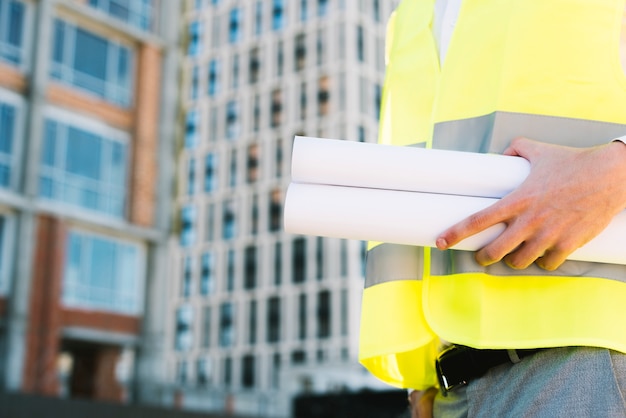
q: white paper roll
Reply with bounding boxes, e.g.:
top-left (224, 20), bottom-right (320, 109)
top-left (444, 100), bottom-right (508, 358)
top-left (284, 183), bottom-right (626, 265)
top-left (291, 136), bottom-right (531, 198)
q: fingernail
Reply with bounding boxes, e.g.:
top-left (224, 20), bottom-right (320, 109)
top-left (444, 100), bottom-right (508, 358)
top-left (436, 238), bottom-right (447, 249)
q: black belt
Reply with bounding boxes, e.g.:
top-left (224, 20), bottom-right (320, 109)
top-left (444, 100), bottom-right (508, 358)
top-left (435, 345), bottom-right (545, 396)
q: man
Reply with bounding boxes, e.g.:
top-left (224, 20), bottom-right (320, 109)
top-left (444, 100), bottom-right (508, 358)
top-left (358, 1), bottom-right (626, 416)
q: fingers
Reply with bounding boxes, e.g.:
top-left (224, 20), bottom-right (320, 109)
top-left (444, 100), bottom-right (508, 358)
top-left (436, 202), bottom-right (507, 251)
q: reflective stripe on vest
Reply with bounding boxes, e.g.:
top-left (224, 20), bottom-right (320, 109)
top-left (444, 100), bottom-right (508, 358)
top-left (359, 0), bottom-right (626, 389)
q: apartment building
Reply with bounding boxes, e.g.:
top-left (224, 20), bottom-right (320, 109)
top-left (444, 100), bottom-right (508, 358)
top-left (170, 1), bottom-right (398, 416)
top-left (0, 0), bottom-right (179, 404)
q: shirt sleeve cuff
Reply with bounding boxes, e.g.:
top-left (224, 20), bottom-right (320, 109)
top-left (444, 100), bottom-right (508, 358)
top-left (613, 135), bottom-right (626, 145)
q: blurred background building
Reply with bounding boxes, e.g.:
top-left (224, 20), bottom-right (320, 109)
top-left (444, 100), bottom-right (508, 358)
top-left (169, 0), bottom-right (398, 417)
top-left (0, 0), bottom-right (403, 417)
top-left (0, 0), bottom-right (179, 405)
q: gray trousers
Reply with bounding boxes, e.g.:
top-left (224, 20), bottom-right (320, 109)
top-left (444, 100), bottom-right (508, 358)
top-left (433, 347), bottom-right (626, 418)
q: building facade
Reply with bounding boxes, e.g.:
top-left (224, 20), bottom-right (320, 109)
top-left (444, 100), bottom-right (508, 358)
top-left (0, 0), bottom-right (179, 404)
top-left (170, 1), bottom-right (398, 416)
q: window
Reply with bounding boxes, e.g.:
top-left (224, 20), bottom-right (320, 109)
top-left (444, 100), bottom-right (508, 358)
top-left (187, 158), bottom-right (196, 196)
top-left (374, 83), bottom-right (382, 119)
top-left (291, 350), bottom-right (306, 364)
top-left (188, 21), bottom-right (202, 56)
top-left (51, 20), bottom-right (133, 106)
top-left (205, 203), bottom-right (215, 242)
top-left (87, 0), bottom-right (154, 31)
top-left (226, 248), bottom-right (236, 291)
top-left (373, 0), bottom-right (380, 22)
top-left (208, 59), bottom-right (220, 97)
top-left (317, 290), bottom-right (331, 338)
top-left (211, 15), bottom-right (221, 48)
top-left (298, 293), bottom-right (307, 340)
top-left (274, 139), bottom-right (283, 178)
top-left (272, 0), bottom-right (284, 31)
top-left (294, 33), bottom-right (306, 71)
top-left (223, 357), bottom-right (232, 386)
top-left (180, 205), bottom-right (196, 246)
top-left (40, 118), bottom-right (128, 217)
top-left (229, 8), bottom-right (241, 44)
top-left (197, 358), bottom-right (211, 386)
top-left (316, 237), bottom-right (324, 279)
top-left (299, 82), bottom-right (307, 120)
top-left (341, 289), bottom-right (348, 336)
top-left (201, 306), bottom-right (212, 348)
top-left (271, 353), bottom-right (281, 389)
top-left (181, 256), bottom-right (192, 298)
top-left (246, 144), bottom-right (260, 183)
top-left (269, 188), bottom-right (282, 232)
top-left (273, 242), bottom-right (282, 286)
top-left (219, 302), bottom-right (235, 347)
top-left (244, 245), bottom-right (257, 289)
top-left (250, 194), bottom-right (259, 235)
top-left (204, 153), bottom-right (218, 193)
top-left (340, 239), bottom-right (348, 276)
top-left (185, 110), bottom-right (199, 149)
top-left (228, 149), bottom-right (237, 187)
top-left (0, 100), bottom-right (18, 188)
top-left (223, 200), bottom-right (236, 240)
top-left (318, 0), bottom-right (328, 16)
top-left (249, 47), bottom-right (261, 84)
top-left (0, 215), bottom-right (14, 295)
top-left (292, 237), bottom-right (306, 283)
top-left (175, 305), bottom-right (194, 351)
top-left (316, 29), bottom-right (324, 66)
top-left (276, 41), bottom-right (284, 76)
top-left (248, 300), bottom-right (257, 344)
top-left (63, 230), bottom-right (144, 314)
top-left (242, 354), bottom-right (255, 388)
top-left (318, 76), bottom-right (330, 116)
top-left (300, 0), bottom-right (307, 21)
top-left (190, 65), bottom-right (200, 100)
top-left (226, 100), bottom-right (239, 139)
top-left (176, 360), bottom-right (188, 385)
top-left (0, 0), bottom-right (27, 66)
top-left (270, 89), bottom-right (282, 128)
top-left (358, 125), bottom-right (366, 143)
top-left (254, 1), bottom-right (263, 36)
top-left (267, 296), bottom-right (281, 343)
top-left (209, 106), bottom-right (218, 141)
top-left (230, 53), bottom-right (239, 89)
top-left (252, 94), bottom-right (261, 131)
top-left (357, 25), bottom-right (365, 62)
top-left (200, 252), bottom-right (215, 295)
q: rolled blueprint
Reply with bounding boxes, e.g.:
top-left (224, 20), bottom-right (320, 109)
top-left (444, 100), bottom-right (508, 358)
top-left (285, 136), bottom-right (626, 265)
top-left (284, 183), bottom-right (626, 265)
top-left (291, 136), bottom-right (531, 198)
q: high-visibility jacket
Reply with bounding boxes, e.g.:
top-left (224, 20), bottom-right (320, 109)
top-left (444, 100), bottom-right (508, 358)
top-left (359, 0), bottom-right (626, 390)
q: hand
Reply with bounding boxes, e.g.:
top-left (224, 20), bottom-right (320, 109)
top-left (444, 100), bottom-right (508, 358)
top-left (436, 137), bottom-right (626, 270)
top-left (409, 388), bottom-right (437, 418)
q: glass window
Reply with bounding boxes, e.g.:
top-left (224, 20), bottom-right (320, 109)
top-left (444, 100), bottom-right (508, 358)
top-left (201, 306), bottom-right (211, 348)
top-left (226, 248), bottom-right (236, 291)
top-left (270, 89), bottom-right (282, 128)
top-left (204, 153), bottom-right (218, 193)
top-left (0, 0), bottom-right (27, 66)
top-left (316, 29), bottom-right (324, 66)
top-left (51, 20), bottom-right (133, 107)
top-left (63, 230), bottom-right (144, 314)
top-left (40, 119), bottom-right (128, 217)
top-left (219, 302), bottom-right (235, 347)
top-left (228, 8), bottom-right (241, 44)
top-left (299, 82), bottom-right (307, 120)
top-left (197, 357), bottom-right (211, 386)
top-left (208, 59), bottom-right (220, 97)
top-left (318, 76), bottom-right (330, 116)
top-left (180, 205), bottom-right (197, 246)
top-left (267, 296), bottom-right (281, 343)
top-left (317, 290), bottom-right (331, 338)
top-left (340, 239), bottom-right (348, 276)
top-left (185, 109), bottom-right (199, 149)
top-left (175, 305), bottom-right (194, 351)
top-left (318, 0), bottom-right (328, 16)
top-left (0, 215), bottom-right (13, 295)
top-left (205, 202), bottom-right (215, 242)
top-left (252, 94), bottom-right (261, 131)
top-left (188, 21), bottom-right (202, 56)
top-left (226, 100), bottom-right (239, 139)
top-left (374, 83), bottom-right (382, 119)
top-left (341, 289), bottom-right (348, 336)
top-left (298, 293), bottom-right (306, 340)
top-left (292, 237), bottom-right (306, 283)
top-left (269, 188), bottom-right (282, 232)
top-left (373, 0), bottom-right (380, 22)
top-left (242, 354), bottom-right (255, 388)
top-left (276, 41), bottom-right (284, 76)
top-left (187, 158), bottom-right (196, 196)
top-left (274, 138), bottom-right (283, 178)
top-left (255, 1), bottom-right (263, 36)
top-left (176, 360), bottom-right (188, 384)
top-left (300, 0), bottom-right (307, 21)
top-left (200, 251), bottom-right (215, 295)
top-left (357, 25), bottom-right (365, 62)
top-left (358, 125), bottom-right (366, 143)
top-left (246, 144), bottom-right (259, 183)
top-left (181, 256), bottom-right (192, 298)
top-left (228, 149), bottom-right (237, 187)
top-left (316, 237), bottom-right (324, 280)
top-left (0, 101), bottom-right (17, 188)
top-left (273, 242), bottom-right (282, 286)
top-left (230, 53), bottom-right (239, 89)
top-left (223, 356), bottom-right (232, 386)
top-left (244, 245), bottom-right (257, 289)
top-left (190, 65), bottom-right (200, 100)
top-left (249, 47), bottom-right (260, 84)
top-left (250, 194), bottom-right (259, 236)
top-left (272, 0), bottom-right (284, 31)
top-left (222, 199), bottom-right (236, 240)
top-left (87, 0), bottom-right (154, 31)
top-left (248, 300), bottom-right (257, 344)
top-left (294, 33), bottom-right (306, 71)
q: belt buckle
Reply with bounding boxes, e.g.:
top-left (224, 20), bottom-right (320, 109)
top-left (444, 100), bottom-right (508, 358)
top-left (435, 345), bottom-right (469, 397)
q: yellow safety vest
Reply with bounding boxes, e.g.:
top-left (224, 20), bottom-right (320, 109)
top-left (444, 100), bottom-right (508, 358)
top-left (359, 0), bottom-right (626, 390)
